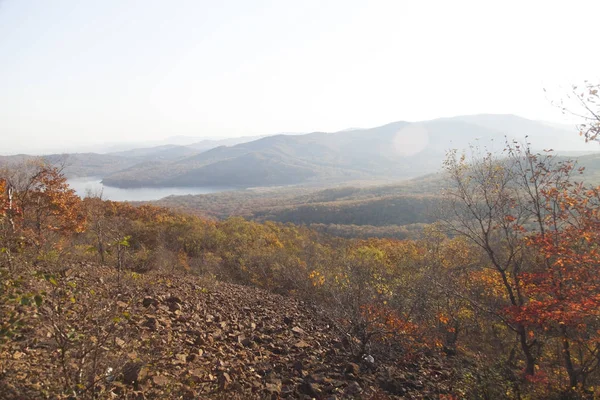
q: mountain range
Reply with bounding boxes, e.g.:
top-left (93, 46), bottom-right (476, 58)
top-left (1, 114), bottom-right (596, 189)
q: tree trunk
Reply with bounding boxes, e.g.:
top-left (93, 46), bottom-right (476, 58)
top-left (560, 325), bottom-right (578, 388)
top-left (97, 239), bottom-right (105, 264)
top-left (517, 325), bottom-right (535, 376)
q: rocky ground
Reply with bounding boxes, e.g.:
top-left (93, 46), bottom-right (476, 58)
top-left (0, 266), bottom-right (457, 399)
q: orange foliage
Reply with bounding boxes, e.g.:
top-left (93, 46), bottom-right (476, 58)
top-left (509, 185), bottom-right (600, 328)
top-left (360, 303), bottom-right (421, 343)
top-left (27, 166), bottom-right (86, 235)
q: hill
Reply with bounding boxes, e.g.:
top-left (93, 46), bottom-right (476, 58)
top-left (151, 174), bottom-right (447, 239)
top-left (5, 161), bottom-right (600, 398)
top-left (102, 114), bottom-right (587, 188)
top-left (108, 144), bottom-right (200, 160)
top-left (152, 150), bottom-right (600, 241)
top-left (106, 136), bottom-right (267, 160)
top-left (0, 153), bottom-right (139, 178)
top-left (0, 137), bottom-right (266, 179)
top-left (1, 114), bottom-right (594, 190)
top-left (450, 114), bottom-right (587, 151)
top-left (2, 266), bottom-right (454, 399)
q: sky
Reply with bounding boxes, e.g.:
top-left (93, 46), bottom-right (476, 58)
top-left (0, 0), bottom-right (599, 154)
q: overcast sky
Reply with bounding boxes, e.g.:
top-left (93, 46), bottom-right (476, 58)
top-left (1, 0), bottom-right (598, 154)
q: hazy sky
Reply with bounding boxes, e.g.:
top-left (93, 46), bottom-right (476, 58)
top-left (1, 0), bottom-right (598, 154)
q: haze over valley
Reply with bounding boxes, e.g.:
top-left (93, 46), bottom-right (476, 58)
top-left (3, 113), bottom-right (597, 202)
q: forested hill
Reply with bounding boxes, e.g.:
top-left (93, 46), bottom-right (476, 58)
top-left (2, 114), bottom-right (586, 189)
top-left (152, 174), bottom-right (445, 239)
top-left (5, 146), bottom-right (600, 398)
top-left (102, 114), bottom-right (574, 188)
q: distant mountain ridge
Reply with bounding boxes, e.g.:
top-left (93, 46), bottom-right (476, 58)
top-left (1, 114), bottom-right (596, 189)
top-left (101, 114), bottom-right (592, 188)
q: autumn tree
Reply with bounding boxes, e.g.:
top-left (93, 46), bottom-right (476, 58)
top-left (441, 136), bottom-right (600, 394)
top-left (442, 141), bottom-right (577, 378)
top-left (417, 228), bottom-right (481, 354)
top-left (556, 81), bottom-right (600, 143)
top-left (0, 162), bottom-right (85, 269)
top-left (443, 145), bottom-right (534, 377)
top-left (511, 181), bottom-right (600, 390)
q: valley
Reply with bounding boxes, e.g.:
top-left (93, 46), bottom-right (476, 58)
top-left (4, 4), bottom-right (599, 397)
top-left (4, 112), bottom-right (600, 398)
top-left (67, 176), bottom-right (233, 202)
top-left (3, 114), bottom-right (596, 194)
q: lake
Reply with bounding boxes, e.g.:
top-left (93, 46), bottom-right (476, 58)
top-left (67, 177), bottom-right (231, 202)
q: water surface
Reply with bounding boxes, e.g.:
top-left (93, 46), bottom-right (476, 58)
top-left (67, 177), bottom-right (231, 201)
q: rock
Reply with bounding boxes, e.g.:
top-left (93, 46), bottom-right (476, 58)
top-left (238, 335), bottom-right (252, 347)
top-left (218, 372), bottom-right (232, 390)
top-left (378, 377), bottom-right (408, 395)
top-left (294, 340), bottom-right (310, 348)
top-left (271, 345), bottom-right (287, 354)
top-left (152, 375), bottom-right (169, 386)
top-left (343, 381), bottom-right (363, 397)
top-left (176, 314), bottom-right (189, 323)
top-left (230, 381), bottom-right (243, 392)
top-left (265, 379), bottom-right (282, 394)
top-left (143, 316), bottom-right (158, 331)
top-left (300, 380), bottom-right (322, 397)
top-left (291, 326), bottom-right (305, 335)
top-left (345, 362), bottom-right (360, 376)
top-left (121, 361), bottom-right (148, 385)
top-left (181, 387), bottom-right (197, 399)
top-left (158, 304), bottom-right (170, 313)
top-left (293, 360), bottom-right (303, 373)
top-left (142, 296), bottom-right (157, 307)
top-left (166, 295), bottom-right (182, 304)
top-left (174, 353), bottom-right (187, 364)
top-left (321, 377), bottom-right (335, 385)
top-left (115, 337), bottom-right (126, 348)
top-left (251, 380), bottom-right (262, 389)
top-left (189, 368), bottom-right (204, 380)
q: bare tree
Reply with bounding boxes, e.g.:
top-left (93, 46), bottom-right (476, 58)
top-left (441, 141), bottom-right (575, 378)
top-left (553, 81), bottom-right (600, 143)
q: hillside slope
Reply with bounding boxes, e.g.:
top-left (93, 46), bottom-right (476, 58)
top-left (2, 266), bottom-right (454, 399)
top-left (0, 153), bottom-right (140, 178)
top-left (102, 114), bottom-right (587, 189)
top-left (101, 119), bottom-right (506, 188)
top-left (2, 114), bottom-right (591, 189)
